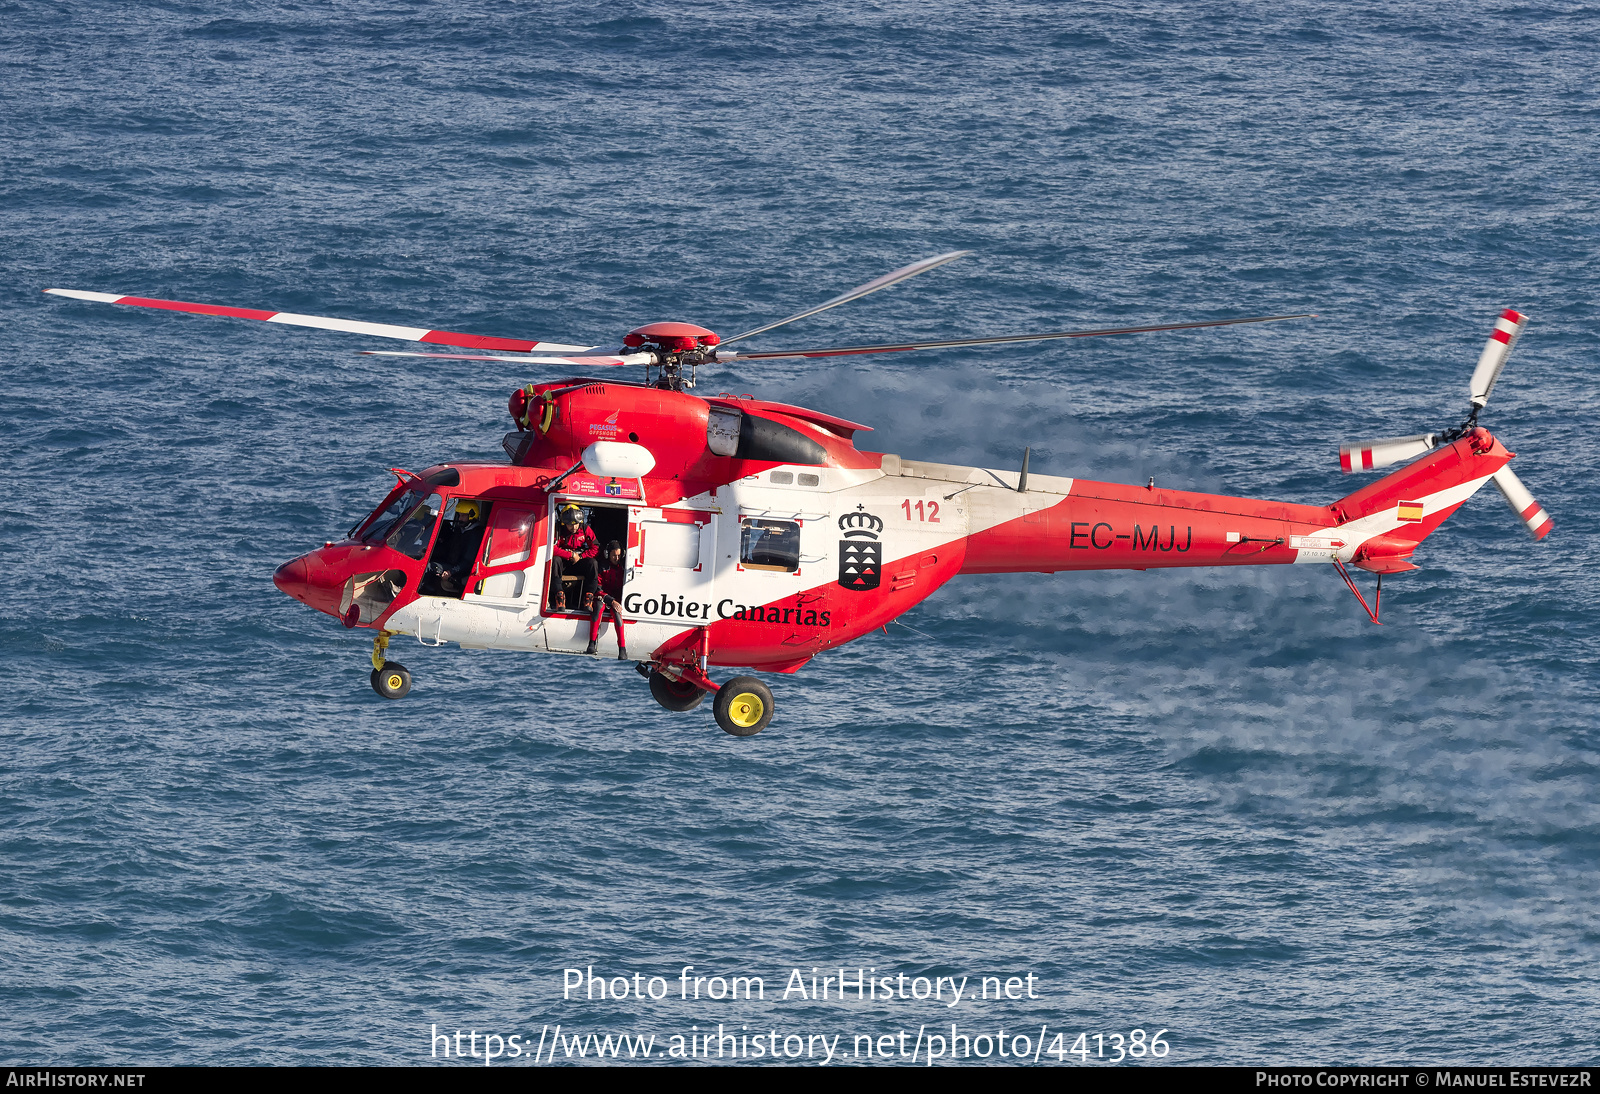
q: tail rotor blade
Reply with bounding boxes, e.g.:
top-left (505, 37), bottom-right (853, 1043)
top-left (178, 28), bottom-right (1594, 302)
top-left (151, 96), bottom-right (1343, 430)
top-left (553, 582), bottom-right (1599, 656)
top-left (1339, 434), bottom-right (1439, 473)
top-left (1490, 465), bottom-right (1553, 540)
top-left (1469, 307), bottom-right (1528, 409)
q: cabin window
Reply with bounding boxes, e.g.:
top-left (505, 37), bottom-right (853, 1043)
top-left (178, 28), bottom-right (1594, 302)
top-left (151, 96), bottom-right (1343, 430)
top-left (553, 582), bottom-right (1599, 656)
top-left (640, 520), bottom-right (701, 569)
top-left (769, 471), bottom-right (794, 484)
top-left (740, 518), bottom-right (800, 573)
top-left (797, 473), bottom-right (820, 487)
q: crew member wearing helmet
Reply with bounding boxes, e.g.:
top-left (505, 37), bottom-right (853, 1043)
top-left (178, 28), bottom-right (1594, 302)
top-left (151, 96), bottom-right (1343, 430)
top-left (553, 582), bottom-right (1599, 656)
top-left (549, 503), bottom-right (599, 611)
top-left (585, 539), bottom-right (628, 658)
top-left (422, 498), bottom-right (487, 597)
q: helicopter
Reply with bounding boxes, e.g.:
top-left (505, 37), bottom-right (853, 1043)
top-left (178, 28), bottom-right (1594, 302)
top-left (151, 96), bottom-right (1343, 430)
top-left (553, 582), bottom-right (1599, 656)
top-left (46, 253), bottom-right (1551, 736)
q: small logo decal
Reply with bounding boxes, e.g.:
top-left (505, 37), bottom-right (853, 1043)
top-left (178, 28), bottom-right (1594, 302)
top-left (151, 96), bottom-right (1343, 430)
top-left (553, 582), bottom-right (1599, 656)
top-left (1397, 500), bottom-right (1424, 522)
top-left (588, 409), bottom-right (622, 436)
top-left (838, 505), bottom-right (883, 591)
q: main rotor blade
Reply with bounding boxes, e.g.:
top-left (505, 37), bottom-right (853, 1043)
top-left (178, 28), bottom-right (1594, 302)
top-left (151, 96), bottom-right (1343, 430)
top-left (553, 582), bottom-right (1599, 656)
top-left (1469, 307), bottom-right (1528, 409)
top-left (43, 288), bottom-right (596, 354)
top-left (720, 250), bottom-right (973, 346)
top-left (361, 349), bottom-right (653, 368)
top-left (720, 313), bottom-right (1315, 361)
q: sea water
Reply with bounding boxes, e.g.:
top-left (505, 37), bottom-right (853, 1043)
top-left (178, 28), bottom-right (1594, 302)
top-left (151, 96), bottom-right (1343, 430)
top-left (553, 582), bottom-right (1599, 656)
top-left (1, 0), bottom-right (1595, 1065)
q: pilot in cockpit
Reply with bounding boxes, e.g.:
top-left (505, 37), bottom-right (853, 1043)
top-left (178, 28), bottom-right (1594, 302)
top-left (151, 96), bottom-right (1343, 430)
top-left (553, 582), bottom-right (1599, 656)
top-left (424, 499), bottom-right (485, 596)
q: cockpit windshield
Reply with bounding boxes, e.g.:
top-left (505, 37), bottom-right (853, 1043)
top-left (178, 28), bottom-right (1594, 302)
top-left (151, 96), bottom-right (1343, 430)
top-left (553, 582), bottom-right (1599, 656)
top-left (386, 493), bottom-right (444, 560)
top-left (356, 488), bottom-right (423, 543)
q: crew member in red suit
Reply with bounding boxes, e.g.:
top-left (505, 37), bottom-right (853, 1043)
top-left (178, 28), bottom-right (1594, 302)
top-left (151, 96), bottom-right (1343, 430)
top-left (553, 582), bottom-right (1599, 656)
top-left (548, 504), bottom-right (598, 611)
top-left (585, 539), bottom-right (628, 659)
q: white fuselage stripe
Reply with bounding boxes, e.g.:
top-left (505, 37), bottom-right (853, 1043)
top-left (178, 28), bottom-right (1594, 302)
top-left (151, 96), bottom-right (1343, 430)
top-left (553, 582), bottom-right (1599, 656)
top-left (1293, 473), bottom-right (1495, 564)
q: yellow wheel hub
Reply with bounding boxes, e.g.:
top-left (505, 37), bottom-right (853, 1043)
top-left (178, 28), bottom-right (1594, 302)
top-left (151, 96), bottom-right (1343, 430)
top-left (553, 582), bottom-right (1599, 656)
top-left (385, 672), bottom-right (404, 691)
top-left (727, 692), bottom-right (765, 728)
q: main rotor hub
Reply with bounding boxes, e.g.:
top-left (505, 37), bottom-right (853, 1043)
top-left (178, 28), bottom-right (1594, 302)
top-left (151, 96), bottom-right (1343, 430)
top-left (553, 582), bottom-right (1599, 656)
top-left (622, 321), bottom-right (721, 352)
top-left (622, 322), bottom-right (720, 389)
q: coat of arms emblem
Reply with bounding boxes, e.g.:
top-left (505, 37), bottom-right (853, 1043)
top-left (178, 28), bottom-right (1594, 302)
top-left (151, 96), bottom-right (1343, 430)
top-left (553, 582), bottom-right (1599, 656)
top-left (838, 505), bottom-right (883, 591)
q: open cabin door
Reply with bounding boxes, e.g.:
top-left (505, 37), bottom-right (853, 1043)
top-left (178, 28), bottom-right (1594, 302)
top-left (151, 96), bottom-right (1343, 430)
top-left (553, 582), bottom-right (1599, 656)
top-left (539, 498), bottom-right (631, 616)
top-left (624, 506), bottom-right (716, 627)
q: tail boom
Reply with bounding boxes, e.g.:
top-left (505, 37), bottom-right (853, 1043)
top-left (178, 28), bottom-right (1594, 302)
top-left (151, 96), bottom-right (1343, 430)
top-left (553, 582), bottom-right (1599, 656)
top-left (953, 431), bottom-right (1513, 576)
top-left (959, 478), bottom-right (1316, 574)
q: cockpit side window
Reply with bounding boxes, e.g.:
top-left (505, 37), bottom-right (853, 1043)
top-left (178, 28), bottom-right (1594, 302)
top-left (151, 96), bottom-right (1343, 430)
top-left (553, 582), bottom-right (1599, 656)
top-left (356, 487), bottom-right (421, 543)
top-left (482, 504), bottom-right (537, 567)
top-left (387, 493), bottom-right (444, 560)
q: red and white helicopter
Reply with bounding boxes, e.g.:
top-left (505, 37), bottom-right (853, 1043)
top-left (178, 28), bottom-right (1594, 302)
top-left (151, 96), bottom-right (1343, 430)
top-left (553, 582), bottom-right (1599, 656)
top-left (47, 254), bottom-right (1551, 736)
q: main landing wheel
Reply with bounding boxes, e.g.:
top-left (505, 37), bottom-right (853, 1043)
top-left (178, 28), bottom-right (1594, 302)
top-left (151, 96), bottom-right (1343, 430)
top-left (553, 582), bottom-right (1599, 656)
top-left (714, 676), bottom-right (774, 737)
top-left (370, 661), bottom-right (412, 700)
top-left (648, 668), bottom-right (705, 712)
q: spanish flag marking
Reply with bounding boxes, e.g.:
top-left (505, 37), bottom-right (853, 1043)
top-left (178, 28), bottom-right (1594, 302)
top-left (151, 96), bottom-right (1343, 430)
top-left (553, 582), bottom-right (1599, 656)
top-left (1397, 501), bottom-right (1424, 523)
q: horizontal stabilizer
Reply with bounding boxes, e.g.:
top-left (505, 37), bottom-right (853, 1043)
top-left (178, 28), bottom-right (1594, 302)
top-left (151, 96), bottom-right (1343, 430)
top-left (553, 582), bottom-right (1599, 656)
top-left (1355, 557), bottom-right (1420, 574)
top-left (1353, 533), bottom-right (1419, 574)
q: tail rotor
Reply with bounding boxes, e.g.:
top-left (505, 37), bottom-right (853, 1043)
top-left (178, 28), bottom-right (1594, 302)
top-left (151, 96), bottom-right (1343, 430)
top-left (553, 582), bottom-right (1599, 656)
top-left (1337, 306), bottom-right (1551, 539)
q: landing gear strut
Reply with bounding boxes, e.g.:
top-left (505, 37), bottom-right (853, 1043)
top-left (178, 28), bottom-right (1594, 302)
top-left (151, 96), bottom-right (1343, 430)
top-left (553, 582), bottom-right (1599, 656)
top-left (368, 630), bottom-right (412, 699)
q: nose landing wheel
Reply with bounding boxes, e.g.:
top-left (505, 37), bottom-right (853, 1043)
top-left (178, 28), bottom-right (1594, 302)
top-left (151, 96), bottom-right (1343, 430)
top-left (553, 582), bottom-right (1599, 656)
top-left (371, 662), bottom-right (412, 699)
top-left (368, 630), bottom-right (411, 700)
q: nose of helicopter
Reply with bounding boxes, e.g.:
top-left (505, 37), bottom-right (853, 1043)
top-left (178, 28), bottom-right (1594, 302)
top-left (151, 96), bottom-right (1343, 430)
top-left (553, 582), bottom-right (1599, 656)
top-left (272, 553), bottom-right (343, 617)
